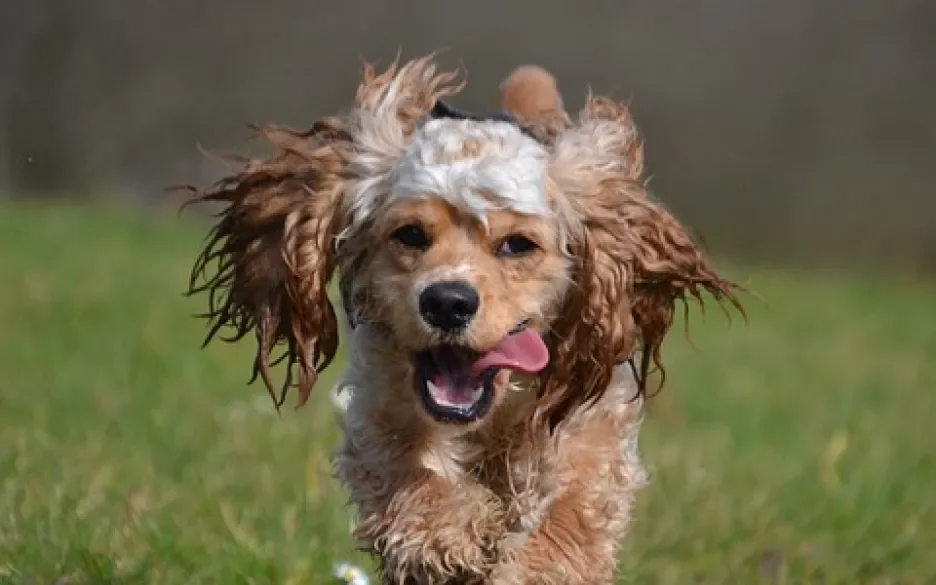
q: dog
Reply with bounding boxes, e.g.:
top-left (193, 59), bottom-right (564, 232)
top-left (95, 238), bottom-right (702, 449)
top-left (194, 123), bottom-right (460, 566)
top-left (185, 55), bottom-right (741, 584)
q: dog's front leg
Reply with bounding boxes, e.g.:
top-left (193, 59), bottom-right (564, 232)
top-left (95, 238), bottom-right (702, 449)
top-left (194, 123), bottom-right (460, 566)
top-left (354, 471), bottom-right (506, 585)
top-left (488, 486), bottom-right (625, 585)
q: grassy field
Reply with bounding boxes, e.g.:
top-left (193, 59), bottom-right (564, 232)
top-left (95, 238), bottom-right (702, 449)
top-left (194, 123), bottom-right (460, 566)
top-left (1, 203), bottom-right (933, 584)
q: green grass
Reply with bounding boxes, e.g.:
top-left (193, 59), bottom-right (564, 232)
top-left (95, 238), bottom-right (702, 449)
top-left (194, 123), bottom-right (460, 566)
top-left (1, 203), bottom-right (933, 584)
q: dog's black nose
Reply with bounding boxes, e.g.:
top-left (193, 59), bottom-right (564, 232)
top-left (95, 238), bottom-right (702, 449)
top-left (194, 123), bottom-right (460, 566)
top-left (419, 281), bottom-right (480, 331)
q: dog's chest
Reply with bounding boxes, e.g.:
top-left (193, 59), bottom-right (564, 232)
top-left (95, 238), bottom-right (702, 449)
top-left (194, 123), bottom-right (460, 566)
top-left (425, 424), bottom-right (559, 527)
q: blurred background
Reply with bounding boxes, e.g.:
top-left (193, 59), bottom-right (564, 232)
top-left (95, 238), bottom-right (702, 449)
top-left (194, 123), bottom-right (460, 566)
top-left (2, 0), bottom-right (935, 270)
top-left (1, 1), bottom-right (934, 583)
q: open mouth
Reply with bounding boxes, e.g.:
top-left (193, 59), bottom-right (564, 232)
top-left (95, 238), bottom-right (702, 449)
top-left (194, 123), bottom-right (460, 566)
top-left (413, 324), bottom-right (549, 424)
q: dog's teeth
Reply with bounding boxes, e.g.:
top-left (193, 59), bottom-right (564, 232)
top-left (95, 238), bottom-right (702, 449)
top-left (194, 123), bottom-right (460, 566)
top-left (426, 379), bottom-right (484, 409)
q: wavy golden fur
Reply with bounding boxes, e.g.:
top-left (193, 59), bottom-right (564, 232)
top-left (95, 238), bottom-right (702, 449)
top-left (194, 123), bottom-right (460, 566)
top-left (184, 55), bottom-right (741, 584)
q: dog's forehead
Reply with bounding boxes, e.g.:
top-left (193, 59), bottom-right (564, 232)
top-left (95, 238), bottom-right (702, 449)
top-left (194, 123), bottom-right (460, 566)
top-left (406, 118), bottom-right (538, 162)
top-left (390, 119), bottom-right (550, 220)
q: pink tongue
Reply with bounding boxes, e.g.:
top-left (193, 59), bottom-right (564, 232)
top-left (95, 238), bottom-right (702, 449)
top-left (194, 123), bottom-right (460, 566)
top-left (469, 329), bottom-right (549, 378)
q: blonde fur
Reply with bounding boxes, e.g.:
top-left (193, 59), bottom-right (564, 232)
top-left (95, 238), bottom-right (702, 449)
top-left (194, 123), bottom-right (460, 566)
top-left (185, 55), bottom-right (742, 584)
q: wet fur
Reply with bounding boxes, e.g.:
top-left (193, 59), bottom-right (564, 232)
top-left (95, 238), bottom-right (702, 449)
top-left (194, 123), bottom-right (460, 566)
top-left (184, 56), bottom-right (742, 584)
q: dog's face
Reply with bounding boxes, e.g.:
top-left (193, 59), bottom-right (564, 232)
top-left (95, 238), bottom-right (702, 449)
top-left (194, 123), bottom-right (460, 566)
top-left (345, 119), bottom-right (571, 425)
top-left (366, 200), bottom-right (568, 424)
top-left (187, 57), bottom-right (741, 431)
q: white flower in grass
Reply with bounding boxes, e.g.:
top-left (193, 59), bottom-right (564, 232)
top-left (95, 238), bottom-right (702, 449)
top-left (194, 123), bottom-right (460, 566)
top-left (332, 562), bottom-right (370, 585)
top-left (330, 382), bottom-right (354, 412)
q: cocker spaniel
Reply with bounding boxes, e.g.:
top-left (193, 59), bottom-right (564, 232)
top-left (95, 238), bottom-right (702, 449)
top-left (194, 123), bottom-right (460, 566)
top-left (185, 55), bottom-right (741, 584)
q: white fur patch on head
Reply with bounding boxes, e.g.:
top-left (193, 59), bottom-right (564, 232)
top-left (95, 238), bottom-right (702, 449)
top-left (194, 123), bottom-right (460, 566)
top-left (391, 119), bottom-right (549, 222)
top-left (345, 117), bottom-right (549, 238)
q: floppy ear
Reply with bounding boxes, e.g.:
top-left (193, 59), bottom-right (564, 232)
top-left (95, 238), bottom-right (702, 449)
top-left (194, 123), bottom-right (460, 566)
top-left (540, 97), bottom-right (742, 429)
top-left (183, 118), bottom-right (351, 409)
top-left (182, 55), bottom-right (465, 408)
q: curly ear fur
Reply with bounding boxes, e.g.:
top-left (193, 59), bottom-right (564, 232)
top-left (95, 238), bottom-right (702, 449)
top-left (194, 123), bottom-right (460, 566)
top-left (182, 120), bottom-right (352, 409)
top-left (540, 97), bottom-right (743, 430)
top-left (355, 56), bottom-right (463, 135)
top-left (182, 57), bottom-right (465, 409)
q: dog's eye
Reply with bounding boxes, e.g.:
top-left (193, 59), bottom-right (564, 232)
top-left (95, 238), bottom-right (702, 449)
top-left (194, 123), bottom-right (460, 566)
top-left (391, 224), bottom-right (431, 249)
top-left (496, 235), bottom-right (538, 258)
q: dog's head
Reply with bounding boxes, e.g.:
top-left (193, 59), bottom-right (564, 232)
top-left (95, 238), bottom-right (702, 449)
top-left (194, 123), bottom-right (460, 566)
top-left (186, 56), bottom-right (740, 430)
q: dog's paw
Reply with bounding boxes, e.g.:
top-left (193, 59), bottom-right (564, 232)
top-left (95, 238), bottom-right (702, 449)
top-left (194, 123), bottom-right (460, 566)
top-left (374, 480), bottom-right (505, 583)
